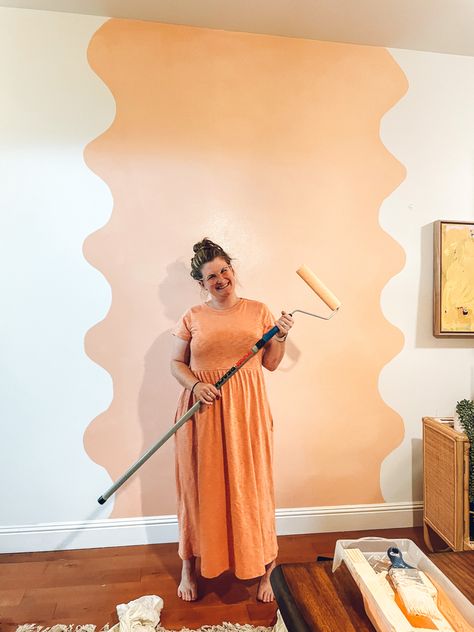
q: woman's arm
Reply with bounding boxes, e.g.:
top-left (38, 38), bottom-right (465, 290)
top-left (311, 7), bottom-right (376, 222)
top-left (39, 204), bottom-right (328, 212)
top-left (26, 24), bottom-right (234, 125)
top-left (262, 311), bottom-right (294, 371)
top-left (170, 337), bottom-right (220, 405)
top-left (170, 337), bottom-right (195, 389)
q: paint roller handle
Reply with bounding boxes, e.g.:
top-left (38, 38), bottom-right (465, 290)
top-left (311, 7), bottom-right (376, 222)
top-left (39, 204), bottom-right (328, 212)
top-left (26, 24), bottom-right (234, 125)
top-left (255, 325), bottom-right (280, 349)
top-left (97, 398), bottom-right (202, 504)
top-left (98, 326), bottom-right (280, 504)
top-left (255, 312), bottom-right (296, 348)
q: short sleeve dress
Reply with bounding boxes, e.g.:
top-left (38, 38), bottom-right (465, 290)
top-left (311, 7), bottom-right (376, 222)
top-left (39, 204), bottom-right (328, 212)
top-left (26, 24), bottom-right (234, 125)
top-left (173, 298), bottom-right (278, 580)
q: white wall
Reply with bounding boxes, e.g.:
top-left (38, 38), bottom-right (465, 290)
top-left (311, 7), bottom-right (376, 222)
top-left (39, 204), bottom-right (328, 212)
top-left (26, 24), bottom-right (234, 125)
top-left (380, 49), bottom-right (474, 502)
top-left (0, 8), bottom-right (114, 526)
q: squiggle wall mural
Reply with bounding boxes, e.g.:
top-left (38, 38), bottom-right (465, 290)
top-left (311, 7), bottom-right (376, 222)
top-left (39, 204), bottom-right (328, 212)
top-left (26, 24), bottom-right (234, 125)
top-left (82, 19), bottom-right (408, 518)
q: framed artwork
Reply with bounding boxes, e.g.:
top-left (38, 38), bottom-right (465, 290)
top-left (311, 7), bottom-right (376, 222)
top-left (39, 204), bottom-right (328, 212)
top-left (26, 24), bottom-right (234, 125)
top-left (433, 220), bottom-right (474, 337)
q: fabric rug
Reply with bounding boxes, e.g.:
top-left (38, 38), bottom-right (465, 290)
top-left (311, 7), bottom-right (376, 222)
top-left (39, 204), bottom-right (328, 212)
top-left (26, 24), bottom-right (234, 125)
top-left (16, 624), bottom-right (273, 632)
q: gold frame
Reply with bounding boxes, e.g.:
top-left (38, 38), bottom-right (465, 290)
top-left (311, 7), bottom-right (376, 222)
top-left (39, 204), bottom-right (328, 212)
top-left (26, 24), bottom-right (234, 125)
top-left (433, 220), bottom-right (474, 338)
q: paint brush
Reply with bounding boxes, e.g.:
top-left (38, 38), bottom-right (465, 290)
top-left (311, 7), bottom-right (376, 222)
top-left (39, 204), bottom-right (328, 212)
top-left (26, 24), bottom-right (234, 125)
top-left (387, 547), bottom-right (439, 618)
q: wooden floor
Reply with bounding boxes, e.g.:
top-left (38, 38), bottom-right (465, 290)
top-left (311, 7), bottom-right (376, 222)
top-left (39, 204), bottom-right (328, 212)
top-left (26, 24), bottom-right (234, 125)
top-left (0, 527), bottom-right (426, 632)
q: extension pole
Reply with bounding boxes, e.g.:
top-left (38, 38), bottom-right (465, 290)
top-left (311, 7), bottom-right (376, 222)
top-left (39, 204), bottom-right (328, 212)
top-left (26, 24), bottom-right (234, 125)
top-left (97, 324), bottom-right (281, 504)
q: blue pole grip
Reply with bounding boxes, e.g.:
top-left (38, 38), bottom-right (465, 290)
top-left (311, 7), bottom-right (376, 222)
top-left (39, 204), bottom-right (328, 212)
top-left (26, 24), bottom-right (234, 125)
top-left (255, 325), bottom-right (280, 349)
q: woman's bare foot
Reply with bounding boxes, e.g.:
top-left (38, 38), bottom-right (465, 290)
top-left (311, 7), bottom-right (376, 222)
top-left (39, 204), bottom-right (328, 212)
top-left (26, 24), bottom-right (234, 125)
top-left (177, 557), bottom-right (198, 601)
top-left (257, 560), bottom-right (276, 602)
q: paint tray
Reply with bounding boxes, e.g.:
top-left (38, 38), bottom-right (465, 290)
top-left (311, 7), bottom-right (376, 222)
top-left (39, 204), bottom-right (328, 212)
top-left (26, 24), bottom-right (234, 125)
top-left (332, 537), bottom-right (474, 631)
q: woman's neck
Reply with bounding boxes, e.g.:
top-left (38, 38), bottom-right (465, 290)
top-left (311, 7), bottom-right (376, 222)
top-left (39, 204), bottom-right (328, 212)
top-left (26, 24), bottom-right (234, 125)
top-left (208, 293), bottom-right (240, 310)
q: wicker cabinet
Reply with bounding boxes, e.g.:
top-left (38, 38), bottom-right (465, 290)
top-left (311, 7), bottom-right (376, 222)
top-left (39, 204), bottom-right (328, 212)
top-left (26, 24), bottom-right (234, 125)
top-left (423, 416), bottom-right (474, 552)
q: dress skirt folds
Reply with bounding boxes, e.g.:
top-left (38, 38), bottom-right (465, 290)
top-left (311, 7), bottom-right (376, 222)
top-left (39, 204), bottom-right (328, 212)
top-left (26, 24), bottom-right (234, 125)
top-left (173, 298), bottom-right (278, 580)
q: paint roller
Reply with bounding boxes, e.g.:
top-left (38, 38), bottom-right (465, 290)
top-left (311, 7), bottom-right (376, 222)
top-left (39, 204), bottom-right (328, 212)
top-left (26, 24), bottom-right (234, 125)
top-left (97, 265), bottom-right (341, 504)
top-left (294, 264), bottom-right (341, 318)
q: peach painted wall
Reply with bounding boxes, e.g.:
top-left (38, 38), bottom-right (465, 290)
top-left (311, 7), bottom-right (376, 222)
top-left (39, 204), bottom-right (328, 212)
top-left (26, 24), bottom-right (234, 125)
top-left (83, 19), bottom-right (407, 518)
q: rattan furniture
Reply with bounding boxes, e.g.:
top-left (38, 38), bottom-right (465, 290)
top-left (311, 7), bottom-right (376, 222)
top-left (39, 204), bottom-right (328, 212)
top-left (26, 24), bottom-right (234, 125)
top-left (423, 416), bottom-right (474, 552)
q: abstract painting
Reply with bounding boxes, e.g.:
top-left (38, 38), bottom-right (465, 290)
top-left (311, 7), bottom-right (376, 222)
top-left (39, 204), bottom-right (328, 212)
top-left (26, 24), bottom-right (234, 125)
top-left (434, 220), bottom-right (474, 337)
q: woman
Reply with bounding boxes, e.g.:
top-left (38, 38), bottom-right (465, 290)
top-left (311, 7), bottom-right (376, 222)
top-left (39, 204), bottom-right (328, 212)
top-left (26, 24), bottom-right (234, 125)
top-left (171, 239), bottom-right (294, 603)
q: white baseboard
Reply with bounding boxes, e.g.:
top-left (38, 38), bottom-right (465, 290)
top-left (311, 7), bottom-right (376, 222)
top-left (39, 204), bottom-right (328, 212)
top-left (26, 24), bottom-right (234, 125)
top-left (275, 501), bottom-right (423, 535)
top-left (0, 501), bottom-right (423, 554)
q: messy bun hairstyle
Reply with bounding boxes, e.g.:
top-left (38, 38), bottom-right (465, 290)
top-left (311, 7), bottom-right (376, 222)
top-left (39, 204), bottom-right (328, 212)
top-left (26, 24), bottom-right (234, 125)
top-left (190, 238), bottom-right (232, 281)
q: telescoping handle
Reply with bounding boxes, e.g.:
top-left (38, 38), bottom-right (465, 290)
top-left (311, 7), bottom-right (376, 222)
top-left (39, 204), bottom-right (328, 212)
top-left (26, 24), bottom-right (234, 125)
top-left (97, 324), bottom-right (281, 504)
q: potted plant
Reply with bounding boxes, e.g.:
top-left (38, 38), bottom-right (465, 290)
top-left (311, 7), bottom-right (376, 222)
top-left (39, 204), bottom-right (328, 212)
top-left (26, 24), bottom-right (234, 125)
top-left (455, 399), bottom-right (474, 537)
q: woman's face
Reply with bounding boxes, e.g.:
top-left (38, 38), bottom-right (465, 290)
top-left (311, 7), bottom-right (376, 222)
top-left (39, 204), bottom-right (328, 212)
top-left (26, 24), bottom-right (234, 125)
top-left (200, 257), bottom-right (235, 301)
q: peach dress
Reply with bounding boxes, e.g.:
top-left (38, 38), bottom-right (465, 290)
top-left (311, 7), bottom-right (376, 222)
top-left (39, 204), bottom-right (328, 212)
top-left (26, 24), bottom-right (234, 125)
top-left (173, 298), bottom-right (278, 579)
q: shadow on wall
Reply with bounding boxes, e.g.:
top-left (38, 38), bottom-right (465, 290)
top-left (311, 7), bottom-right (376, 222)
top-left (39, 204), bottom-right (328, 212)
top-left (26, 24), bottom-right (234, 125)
top-left (416, 223), bottom-right (473, 349)
top-left (137, 260), bottom-right (197, 519)
top-left (276, 336), bottom-right (301, 371)
top-left (411, 437), bottom-right (423, 502)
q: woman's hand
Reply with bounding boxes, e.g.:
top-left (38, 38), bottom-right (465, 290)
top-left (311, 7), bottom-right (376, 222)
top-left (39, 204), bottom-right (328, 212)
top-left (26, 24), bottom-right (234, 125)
top-left (193, 381), bottom-right (220, 405)
top-left (275, 311), bottom-right (294, 340)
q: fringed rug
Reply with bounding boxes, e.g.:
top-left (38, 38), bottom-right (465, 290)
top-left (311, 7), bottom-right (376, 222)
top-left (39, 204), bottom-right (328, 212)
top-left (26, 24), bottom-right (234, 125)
top-left (16, 624), bottom-right (273, 632)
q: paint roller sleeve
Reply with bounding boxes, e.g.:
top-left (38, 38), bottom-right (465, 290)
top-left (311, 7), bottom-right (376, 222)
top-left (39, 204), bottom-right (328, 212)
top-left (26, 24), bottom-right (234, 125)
top-left (296, 264), bottom-right (341, 311)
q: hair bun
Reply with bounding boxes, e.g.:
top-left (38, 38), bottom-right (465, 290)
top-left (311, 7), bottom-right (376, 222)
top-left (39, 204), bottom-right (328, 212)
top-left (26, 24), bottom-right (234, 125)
top-left (193, 238), bottom-right (221, 254)
top-left (192, 240), bottom-right (205, 254)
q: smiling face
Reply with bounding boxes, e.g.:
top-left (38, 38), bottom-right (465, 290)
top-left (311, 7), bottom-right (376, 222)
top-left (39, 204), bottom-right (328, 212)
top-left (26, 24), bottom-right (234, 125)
top-left (200, 256), bottom-right (236, 303)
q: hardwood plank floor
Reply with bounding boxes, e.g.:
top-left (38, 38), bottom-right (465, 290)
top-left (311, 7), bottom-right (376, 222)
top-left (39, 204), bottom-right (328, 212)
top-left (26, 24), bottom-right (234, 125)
top-left (0, 527), bottom-right (426, 632)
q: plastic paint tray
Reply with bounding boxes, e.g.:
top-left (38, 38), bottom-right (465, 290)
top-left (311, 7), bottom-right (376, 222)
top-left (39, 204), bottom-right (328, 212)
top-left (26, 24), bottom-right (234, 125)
top-left (332, 537), bottom-right (474, 631)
